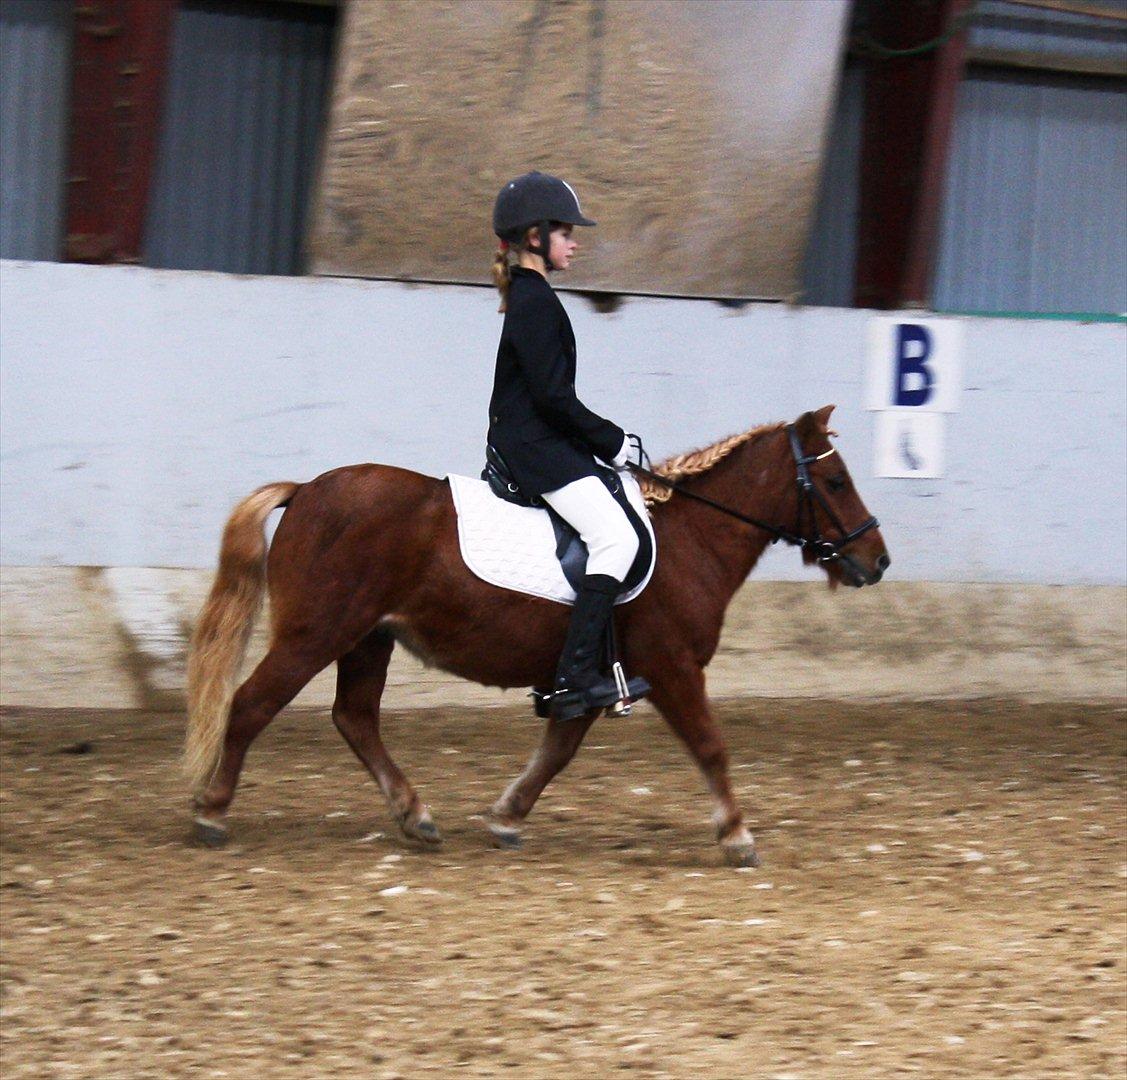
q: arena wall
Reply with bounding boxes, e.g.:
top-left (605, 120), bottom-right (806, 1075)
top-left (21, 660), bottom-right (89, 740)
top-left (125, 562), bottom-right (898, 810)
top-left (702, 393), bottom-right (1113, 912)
top-left (1, 260), bottom-right (1124, 707)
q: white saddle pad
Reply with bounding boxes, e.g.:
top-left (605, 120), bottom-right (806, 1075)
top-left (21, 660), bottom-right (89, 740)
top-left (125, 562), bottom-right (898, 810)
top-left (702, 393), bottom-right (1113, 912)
top-left (446, 472), bottom-right (656, 606)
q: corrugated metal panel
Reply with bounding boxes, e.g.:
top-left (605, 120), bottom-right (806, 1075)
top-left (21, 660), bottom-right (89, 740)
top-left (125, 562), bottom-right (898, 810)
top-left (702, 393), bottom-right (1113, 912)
top-left (0, 0), bottom-right (72, 261)
top-left (801, 62), bottom-right (864, 307)
top-left (969, 0), bottom-right (1127, 65)
top-left (143, 0), bottom-right (335, 275)
top-left (933, 68), bottom-right (1127, 314)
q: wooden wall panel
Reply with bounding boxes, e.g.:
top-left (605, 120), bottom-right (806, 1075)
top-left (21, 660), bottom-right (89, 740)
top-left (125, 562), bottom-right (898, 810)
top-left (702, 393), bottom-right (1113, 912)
top-left (309, 0), bottom-right (850, 299)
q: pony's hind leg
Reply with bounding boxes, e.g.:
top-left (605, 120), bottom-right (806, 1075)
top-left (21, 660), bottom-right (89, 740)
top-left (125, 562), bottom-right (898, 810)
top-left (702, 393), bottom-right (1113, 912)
top-left (192, 639), bottom-right (328, 846)
top-left (332, 629), bottom-right (441, 845)
top-left (486, 714), bottom-right (598, 848)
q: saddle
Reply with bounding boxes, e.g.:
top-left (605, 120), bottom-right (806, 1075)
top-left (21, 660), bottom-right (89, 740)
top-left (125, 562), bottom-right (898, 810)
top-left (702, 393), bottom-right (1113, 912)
top-left (482, 444), bottom-right (652, 595)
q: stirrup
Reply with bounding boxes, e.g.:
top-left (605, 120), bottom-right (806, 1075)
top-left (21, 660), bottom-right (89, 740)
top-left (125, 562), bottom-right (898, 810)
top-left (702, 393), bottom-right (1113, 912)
top-left (603, 662), bottom-right (650, 717)
top-left (530, 665), bottom-right (651, 722)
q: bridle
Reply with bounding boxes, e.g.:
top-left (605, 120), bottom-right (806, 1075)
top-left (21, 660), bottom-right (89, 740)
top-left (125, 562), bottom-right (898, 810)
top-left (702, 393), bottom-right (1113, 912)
top-left (785, 425), bottom-right (881, 564)
top-left (627, 424), bottom-right (880, 565)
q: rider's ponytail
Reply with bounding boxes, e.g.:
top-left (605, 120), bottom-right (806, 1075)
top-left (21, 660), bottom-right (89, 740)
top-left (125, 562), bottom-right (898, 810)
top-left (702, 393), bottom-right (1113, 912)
top-left (492, 242), bottom-right (512, 313)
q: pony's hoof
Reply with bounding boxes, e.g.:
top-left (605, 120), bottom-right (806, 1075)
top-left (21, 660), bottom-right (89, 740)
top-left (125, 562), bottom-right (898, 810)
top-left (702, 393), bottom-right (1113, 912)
top-left (488, 822), bottom-right (523, 850)
top-left (404, 818), bottom-right (442, 845)
top-left (399, 809), bottom-right (442, 845)
top-left (723, 843), bottom-right (760, 868)
top-left (192, 817), bottom-right (228, 849)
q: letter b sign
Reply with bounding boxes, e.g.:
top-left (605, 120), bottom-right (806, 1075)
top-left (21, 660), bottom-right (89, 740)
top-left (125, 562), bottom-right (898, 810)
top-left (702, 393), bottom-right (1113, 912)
top-left (894, 324), bottom-right (934, 407)
top-left (866, 317), bottom-right (961, 414)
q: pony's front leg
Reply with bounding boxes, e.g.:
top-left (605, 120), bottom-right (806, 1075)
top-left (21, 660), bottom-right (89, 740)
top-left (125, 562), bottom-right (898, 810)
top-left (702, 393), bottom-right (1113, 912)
top-left (486, 714), bottom-right (598, 848)
top-left (648, 657), bottom-right (759, 867)
top-left (333, 631), bottom-right (440, 845)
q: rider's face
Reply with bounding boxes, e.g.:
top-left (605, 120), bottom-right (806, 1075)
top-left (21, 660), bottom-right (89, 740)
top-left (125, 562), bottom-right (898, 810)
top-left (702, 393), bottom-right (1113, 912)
top-left (547, 224), bottom-right (578, 270)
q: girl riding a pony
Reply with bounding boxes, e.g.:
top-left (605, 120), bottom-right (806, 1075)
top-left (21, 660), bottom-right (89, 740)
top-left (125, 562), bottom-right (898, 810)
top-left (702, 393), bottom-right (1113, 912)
top-left (488, 171), bottom-right (648, 721)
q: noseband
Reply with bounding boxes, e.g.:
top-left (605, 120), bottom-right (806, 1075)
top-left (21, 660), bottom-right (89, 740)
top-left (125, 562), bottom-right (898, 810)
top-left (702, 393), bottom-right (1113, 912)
top-left (629, 425), bottom-right (880, 565)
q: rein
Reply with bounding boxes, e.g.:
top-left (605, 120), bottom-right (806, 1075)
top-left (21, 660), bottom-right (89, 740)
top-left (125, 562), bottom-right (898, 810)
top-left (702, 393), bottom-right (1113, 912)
top-left (628, 424), bottom-right (879, 564)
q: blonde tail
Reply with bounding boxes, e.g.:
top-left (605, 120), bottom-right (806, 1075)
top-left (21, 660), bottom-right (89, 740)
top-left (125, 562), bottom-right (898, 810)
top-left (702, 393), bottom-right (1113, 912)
top-left (184, 482), bottom-right (300, 792)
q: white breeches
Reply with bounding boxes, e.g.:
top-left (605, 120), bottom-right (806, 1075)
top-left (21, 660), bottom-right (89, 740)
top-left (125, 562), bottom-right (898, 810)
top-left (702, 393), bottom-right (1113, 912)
top-left (542, 475), bottom-right (639, 582)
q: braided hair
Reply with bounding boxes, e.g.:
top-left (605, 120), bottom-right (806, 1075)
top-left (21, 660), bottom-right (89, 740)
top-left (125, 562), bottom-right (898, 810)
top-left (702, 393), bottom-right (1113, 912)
top-left (491, 240), bottom-right (514, 313)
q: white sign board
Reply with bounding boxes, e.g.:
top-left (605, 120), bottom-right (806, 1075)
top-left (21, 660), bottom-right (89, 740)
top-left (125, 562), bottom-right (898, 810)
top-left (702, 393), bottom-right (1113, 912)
top-left (873, 411), bottom-right (945, 478)
top-left (866, 318), bottom-right (963, 478)
top-left (866, 318), bottom-right (963, 413)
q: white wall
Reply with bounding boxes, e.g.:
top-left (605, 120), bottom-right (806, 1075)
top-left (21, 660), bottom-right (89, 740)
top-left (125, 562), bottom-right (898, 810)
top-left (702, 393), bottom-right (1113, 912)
top-left (2, 260), bottom-right (1125, 584)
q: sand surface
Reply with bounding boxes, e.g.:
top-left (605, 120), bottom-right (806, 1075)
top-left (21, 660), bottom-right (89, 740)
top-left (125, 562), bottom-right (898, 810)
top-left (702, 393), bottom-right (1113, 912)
top-left (1, 700), bottom-right (1124, 1078)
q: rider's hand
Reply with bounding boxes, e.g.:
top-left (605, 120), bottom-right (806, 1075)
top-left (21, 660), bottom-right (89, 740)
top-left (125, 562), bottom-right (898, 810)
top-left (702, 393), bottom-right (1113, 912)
top-left (613, 432), bottom-right (644, 468)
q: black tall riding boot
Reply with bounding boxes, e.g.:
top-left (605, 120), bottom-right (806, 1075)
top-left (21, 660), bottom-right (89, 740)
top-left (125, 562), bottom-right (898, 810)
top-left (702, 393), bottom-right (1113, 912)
top-left (550, 574), bottom-right (650, 722)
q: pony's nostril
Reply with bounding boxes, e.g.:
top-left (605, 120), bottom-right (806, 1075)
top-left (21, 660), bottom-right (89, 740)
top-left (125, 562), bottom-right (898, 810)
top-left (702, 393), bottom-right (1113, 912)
top-left (876, 553), bottom-right (891, 572)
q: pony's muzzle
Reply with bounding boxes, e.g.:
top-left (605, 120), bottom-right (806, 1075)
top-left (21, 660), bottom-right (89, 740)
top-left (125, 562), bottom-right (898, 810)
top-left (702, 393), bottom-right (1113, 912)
top-left (859, 551), bottom-right (891, 585)
top-left (839, 550), bottom-right (889, 587)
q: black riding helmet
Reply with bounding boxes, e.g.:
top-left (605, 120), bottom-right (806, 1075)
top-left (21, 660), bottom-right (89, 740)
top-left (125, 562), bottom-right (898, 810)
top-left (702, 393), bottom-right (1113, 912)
top-left (493, 171), bottom-right (595, 269)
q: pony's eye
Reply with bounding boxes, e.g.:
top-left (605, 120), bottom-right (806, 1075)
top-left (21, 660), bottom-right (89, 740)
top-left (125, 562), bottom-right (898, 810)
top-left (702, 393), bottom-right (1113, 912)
top-left (827, 474), bottom-right (847, 492)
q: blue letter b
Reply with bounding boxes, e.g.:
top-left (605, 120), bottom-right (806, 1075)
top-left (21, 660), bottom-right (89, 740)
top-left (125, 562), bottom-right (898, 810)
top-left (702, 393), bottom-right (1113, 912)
top-left (894, 324), bottom-right (934, 407)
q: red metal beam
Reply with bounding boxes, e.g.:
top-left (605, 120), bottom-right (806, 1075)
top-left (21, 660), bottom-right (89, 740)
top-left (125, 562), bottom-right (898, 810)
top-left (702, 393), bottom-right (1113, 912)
top-left (64, 0), bottom-right (177, 263)
top-left (854, 0), bottom-right (972, 309)
top-left (902, 0), bottom-right (973, 306)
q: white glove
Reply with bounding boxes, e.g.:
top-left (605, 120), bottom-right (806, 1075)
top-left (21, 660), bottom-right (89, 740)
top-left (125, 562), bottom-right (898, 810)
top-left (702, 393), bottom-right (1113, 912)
top-left (612, 432), bottom-right (643, 468)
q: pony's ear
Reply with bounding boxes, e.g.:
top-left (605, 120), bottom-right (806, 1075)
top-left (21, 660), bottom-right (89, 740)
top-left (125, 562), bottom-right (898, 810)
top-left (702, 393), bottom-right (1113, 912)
top-left (796, 404), bottom-right (836, 437)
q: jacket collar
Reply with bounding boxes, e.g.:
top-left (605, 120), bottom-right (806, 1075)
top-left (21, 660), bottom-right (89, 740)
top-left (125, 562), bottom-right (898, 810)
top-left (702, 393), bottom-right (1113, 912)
top-left (510, 265), bottom-right (550, 283)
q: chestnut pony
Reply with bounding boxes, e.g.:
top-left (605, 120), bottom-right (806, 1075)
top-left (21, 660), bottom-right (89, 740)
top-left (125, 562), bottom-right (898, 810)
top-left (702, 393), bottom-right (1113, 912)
top-left (185, 405), bottom-right (888, 866)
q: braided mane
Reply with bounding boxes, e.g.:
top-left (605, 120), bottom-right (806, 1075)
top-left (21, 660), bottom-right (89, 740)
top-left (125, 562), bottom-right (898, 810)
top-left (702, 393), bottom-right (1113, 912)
top-left (640, 421), bottom-right (786, 505)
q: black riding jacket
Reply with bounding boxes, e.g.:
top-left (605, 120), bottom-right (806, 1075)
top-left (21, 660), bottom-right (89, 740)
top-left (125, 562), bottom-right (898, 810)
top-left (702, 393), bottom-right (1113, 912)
top-left (487, 267), bottom-right (624, 496)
